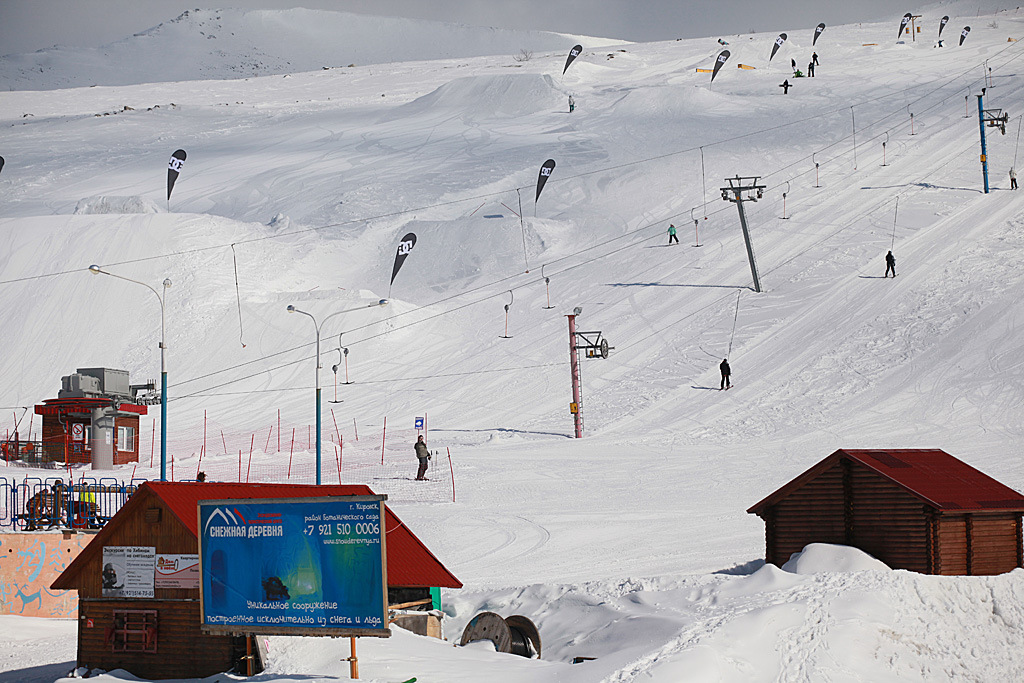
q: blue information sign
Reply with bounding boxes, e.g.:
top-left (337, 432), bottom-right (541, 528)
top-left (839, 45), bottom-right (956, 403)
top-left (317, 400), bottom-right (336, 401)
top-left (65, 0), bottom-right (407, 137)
top-left (414, 417), bottom-right (424, 430)
top-left (198, 496), bottom-right (390, 637)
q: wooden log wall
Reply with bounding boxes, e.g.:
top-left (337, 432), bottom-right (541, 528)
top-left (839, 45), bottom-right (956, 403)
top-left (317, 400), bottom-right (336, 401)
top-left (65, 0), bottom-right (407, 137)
top-left (78, 598), bottom-right (239, 680)
top-left (847, 463), bottom-right (929, 573)
top-left (766, 464), bottom-right (846, 565)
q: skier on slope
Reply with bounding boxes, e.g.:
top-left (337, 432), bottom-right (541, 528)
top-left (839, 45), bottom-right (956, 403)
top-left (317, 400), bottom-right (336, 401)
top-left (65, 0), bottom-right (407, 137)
top-left (1010, 167), bottom-right (1018, 190)
top-left (720, 358), bottom-right (732, 390)
top-left (812, 52), bottom-right (819, 66)
top-left (668, 223), bottom-right (679, 244)
top-left (885, 250), bottom-right (896, 278)
top-left (568, 95), bottom-right (575, 113)
top-left (807, 60), bottom-right (815, 77)
top-left (414, 434), bottom-right (431, 480)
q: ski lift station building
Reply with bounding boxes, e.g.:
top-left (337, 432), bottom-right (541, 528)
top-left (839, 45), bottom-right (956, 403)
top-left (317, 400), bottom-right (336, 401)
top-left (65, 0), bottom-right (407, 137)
top-left (747, 449), bottom-right (1024, 575)
top-left (51, 482), bottom-right (462, 680)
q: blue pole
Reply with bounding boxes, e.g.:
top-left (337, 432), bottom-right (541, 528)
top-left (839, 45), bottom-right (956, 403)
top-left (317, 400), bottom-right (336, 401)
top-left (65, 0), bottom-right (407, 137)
top-left (315, 387), bottom-right (322, 485)
top-left (160, 371), bottom-right (167, 481)
top-left (978, 94), bottom-right (990, 194)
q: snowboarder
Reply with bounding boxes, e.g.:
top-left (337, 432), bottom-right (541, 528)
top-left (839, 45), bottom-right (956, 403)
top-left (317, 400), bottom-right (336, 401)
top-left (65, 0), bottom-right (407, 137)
top-left (812, 52), bottom-right (819, 66)
top-left (668, 223), bottom-right (679, 244)
top-left (780, 79), bottom-right (791, 94)
top-left (1010, 167), bottom-right (1017, 189)
top-left (807, 61), bottom-right (815, 77)
top-left (568, 95), bottom-right (575, 113)
top-left (414, 435), bottom-right (431, 480)
top-left (885, 250), bottom-right (896, 278)
top-left (720, 358), bottom-right (731, 390)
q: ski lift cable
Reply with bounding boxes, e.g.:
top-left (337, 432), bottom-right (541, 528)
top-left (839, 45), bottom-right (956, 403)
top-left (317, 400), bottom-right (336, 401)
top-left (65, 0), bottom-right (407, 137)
top-left (176, 124), bottom-right (983, 393)
top-left (177, 107), bottom-right (985, 393)
top-left (179, 132), bottom-right (966, 402)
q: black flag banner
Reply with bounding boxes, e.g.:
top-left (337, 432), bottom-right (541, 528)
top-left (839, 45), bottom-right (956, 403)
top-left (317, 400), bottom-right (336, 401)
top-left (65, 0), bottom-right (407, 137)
top-left (898, 13), bottom-right (912, 39)
top-left (960, 26), bottom-right (971, 46)
top-left (939, 15), bottom-right (949, 37)
top-left (167, 149), bottom-right (186, 201)
top-left (711, 49), bottom-right (730, 83)
top-left (770, 33), bottom-right (787, 62)
top-left (390, 232), bottom-right (417, 287)
top-left (813, 23), bottom-right (826, 46)
top-left (563, 45), bottom-right (583, 74)
top-left (536, 159), bottom-right (556, 203)
top-left (0, 156), bottom-right (4, 177)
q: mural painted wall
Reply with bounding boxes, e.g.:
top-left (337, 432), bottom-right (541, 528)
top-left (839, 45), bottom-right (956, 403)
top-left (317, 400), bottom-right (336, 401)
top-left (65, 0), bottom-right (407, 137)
top-left (0, 532), bottom-right (88, 617)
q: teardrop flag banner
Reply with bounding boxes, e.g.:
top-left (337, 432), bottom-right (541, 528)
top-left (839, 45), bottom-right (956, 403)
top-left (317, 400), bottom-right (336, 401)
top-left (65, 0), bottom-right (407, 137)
top-left (898, 13), bottom-right (912, 39)
top-left (770, 33), bottom-right (787, 61)
top-left (939, 16), bottom-right (949, 37)
top-left (960, 26), bottom-right (971, 46)
top-left (0, 156), bottom-right (4, 177)
top-left (563, 45), bottom-right (582, 74)
top-left (536, 159), bottom-right (556, 203)
top-left (390, 232), bottom-right (417, 288)
top-left (711, 50), bottom-right (730, 83)
top-left (813, 23), bottom-right (826, 46)
top-left (167, 149), bottom-right (186, 201)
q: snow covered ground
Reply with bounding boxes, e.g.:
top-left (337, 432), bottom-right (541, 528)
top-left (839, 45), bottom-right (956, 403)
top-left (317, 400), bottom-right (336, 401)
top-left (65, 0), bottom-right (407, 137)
top-left (3, 2), bottom-right (1024, 681)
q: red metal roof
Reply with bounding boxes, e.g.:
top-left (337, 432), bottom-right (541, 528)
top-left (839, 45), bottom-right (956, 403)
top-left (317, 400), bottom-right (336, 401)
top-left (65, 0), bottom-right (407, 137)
top-left (35, 398), bottom-right (148, 416)
top-left (748, 449), bottom-right (1024, 514)
top-left (840, 449), bottom-right (1024, 511)
top-left (54, 482), bottom-right (460, 590)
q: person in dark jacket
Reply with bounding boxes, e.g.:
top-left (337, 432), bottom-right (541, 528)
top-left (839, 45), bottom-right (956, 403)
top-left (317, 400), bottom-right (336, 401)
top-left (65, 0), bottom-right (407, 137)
top-left (885, 250), bottom-right (896, 277)
top-left (720, 358), bottom-right (731, 390)
top-left (812, 52), bottom-right (819, 66)
top-left (807, 60), bottom-right (815, 77)
top-left (414, 435), bottom-right (430, 480)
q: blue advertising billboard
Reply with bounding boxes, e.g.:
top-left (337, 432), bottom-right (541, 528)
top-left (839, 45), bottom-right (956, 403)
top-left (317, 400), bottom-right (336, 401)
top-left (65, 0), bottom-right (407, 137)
top-left (198, 495), bottom-right (390, 637)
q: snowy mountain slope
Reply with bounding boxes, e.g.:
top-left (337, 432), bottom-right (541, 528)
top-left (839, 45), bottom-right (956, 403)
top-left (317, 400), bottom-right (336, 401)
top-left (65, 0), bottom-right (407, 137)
top-left (0, 7), bottom-right (625, 91)
top-left (3, 5), bottom-right (1024, 683)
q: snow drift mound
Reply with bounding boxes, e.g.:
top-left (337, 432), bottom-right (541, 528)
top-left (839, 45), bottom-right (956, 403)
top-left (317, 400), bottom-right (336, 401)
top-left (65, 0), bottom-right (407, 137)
top-left (383, 74), bottom-right (563, 121)
top-left (782, 544), bottom-right (891, 574)
top-left (73, 196), bottom-right (162, 215)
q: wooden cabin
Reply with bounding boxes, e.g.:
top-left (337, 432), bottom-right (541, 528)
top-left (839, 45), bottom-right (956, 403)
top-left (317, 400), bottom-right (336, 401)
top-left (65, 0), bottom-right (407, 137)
top-left (52, 482), bottom-right (462, 680)
top-left (747, 449), bottom-right (1024, 575)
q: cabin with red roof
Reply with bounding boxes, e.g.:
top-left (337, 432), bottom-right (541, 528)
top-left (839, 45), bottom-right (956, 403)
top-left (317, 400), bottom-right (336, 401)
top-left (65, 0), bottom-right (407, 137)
top-left (51, 482), bottom-right (461, 680)
top-left (747, 449), bottom-right (1024, 575)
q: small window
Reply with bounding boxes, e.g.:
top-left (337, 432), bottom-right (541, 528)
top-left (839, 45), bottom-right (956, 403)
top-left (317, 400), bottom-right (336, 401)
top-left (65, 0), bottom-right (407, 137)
top-left (117, 426), bottom-right (135, 452)
top-left (110, 610), bottom-right (157, 653)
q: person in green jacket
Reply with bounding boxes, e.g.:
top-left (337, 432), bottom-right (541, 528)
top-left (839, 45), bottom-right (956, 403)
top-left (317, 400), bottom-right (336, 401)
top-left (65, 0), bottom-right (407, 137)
top-left (668, 223), bottom-right (679, 245)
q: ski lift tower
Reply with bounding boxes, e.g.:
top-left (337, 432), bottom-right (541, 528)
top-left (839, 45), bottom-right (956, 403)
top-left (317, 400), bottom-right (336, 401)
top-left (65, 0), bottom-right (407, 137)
top-left (976, 88), bottom-right (1009, 194)
top-left (720, 175), bottom-right (766, 293)
top-left (566, 307), bottom-right (612, 438)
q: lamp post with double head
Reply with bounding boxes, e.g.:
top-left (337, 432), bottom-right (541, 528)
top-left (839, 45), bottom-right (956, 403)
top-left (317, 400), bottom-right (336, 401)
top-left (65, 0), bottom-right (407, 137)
top-left (88, 265), bottom-right (172, 480)
top-left (287, 299), bottom-right (388, 484)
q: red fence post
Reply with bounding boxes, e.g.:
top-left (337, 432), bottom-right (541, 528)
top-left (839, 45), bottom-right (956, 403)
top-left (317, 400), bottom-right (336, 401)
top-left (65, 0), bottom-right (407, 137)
top-left (288, 428), bottom-right (295, 479)
top-left (447, 447), bottom-right (455, 503)
top-left (246, 434), bottom-right (255, 483)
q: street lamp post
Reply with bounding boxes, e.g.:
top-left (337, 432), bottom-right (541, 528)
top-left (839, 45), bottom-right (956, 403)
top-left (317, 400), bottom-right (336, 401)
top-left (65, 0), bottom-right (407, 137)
top-left (88, 265), bottom-right (172, 480)
top-left (287, 299), bottom-right (388, 484)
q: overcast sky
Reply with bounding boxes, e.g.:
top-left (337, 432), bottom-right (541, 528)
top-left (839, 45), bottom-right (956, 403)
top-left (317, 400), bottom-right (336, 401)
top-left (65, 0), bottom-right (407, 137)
top-left (1, 1), bottom-right (918, 55)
